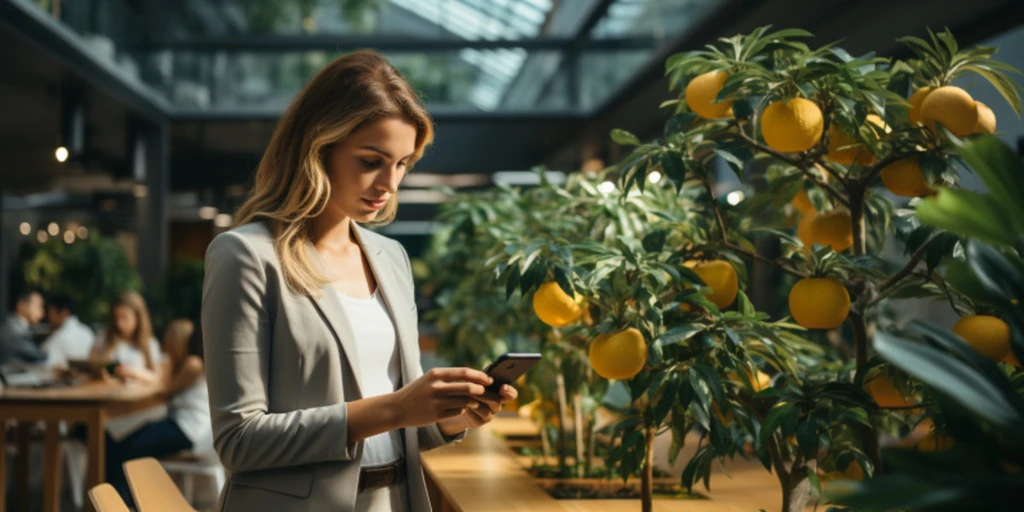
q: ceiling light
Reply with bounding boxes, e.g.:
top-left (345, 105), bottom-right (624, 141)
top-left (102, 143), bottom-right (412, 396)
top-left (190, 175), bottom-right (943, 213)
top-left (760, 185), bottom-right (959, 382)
top-left (47, 222), bottom-right (59, 236)
top-left (132, 184), bottom-right (148, 198)
top-left (214, 214), bottom-right (232, 228)
top-left (647, 171), bottom-right (663, 183)
top-left (37, 231), bottom-right (48, 243)
top-left (77, 226), bottom-right (89, 239)
top-left (597, 181), bottom-right (616, 195)
top-left (55, 146), bottom-right (69, 162)
top-left (63, 231), bottom-right (75, 244)
top-left (198, 206), bottom-right (218, 219)
top-left (19, 222), bottom-right (31, 235)
top-left (726, 190), bottom-right (745, 205)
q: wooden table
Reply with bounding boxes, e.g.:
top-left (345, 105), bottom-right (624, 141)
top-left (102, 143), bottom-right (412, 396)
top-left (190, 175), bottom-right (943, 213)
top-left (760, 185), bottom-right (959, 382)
top-left (0, 380), bottom-right (165, 512)
top-left (421, 416), bottom-right (818, 512)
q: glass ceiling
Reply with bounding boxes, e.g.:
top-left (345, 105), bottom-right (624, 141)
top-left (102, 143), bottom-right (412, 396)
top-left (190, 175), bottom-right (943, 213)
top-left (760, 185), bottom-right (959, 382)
top-left (17, 0), bottom-right (725, 113)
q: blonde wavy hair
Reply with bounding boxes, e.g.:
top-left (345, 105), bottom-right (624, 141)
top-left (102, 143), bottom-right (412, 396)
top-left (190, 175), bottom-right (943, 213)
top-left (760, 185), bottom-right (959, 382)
top-left (233, 50), bottom-right (434, 297)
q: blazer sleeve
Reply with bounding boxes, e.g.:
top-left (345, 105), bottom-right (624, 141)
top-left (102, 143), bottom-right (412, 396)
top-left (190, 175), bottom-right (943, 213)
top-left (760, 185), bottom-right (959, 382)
top-left (202, 231), bottom-right (356, 472)
top-left (394, 241), bottom-right (467, 450)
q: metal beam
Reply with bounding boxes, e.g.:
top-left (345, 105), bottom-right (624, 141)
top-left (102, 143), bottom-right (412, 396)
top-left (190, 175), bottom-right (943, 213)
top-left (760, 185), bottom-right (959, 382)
top-left (128, 35), bottom-right (655, 52)
top-left (0, 0), bottom-right (170, 123)
top-left (170, 108), bottom-right (587, 123)
top-left (573, 0), bottom-right (618, 41)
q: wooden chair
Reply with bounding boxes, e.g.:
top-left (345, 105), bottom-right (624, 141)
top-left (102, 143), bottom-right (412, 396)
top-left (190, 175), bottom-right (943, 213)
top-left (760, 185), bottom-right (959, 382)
top-left (123, 457), bottom-right (198, 512)
top-left (88, 483), bottom-right (131, 512)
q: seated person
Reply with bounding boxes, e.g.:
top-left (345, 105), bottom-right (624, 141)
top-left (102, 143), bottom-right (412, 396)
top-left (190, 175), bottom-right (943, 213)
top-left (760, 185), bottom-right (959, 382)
top-left (90, 292), bottom-right (168, 440)
top-left (41, 294), bottom-right (95, 368)
top-left (0, 288), bottom-right (46, 365)
top-left (105, 318), bottom-right (213, 506)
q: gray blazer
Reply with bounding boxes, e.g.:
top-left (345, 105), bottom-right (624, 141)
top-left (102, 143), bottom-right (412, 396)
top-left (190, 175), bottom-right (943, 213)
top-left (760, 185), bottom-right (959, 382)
top-left (201, 221), bottom-right (459, 512)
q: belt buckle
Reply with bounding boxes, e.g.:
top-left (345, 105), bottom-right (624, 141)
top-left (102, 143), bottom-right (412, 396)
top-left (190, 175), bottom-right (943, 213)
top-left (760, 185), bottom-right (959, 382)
top-left (359, 459), bottom-right (405, 492)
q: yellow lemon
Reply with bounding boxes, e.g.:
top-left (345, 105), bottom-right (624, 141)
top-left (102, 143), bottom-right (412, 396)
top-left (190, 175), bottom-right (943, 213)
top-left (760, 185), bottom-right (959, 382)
top-left (791, 188), bottom-right (815, 215)
top-left (864, 370), bottom-right (914, 408)
top-left (826, 114), bottom-right (888, 166)
top-left (684, 260), bottom-right (739, 309)
top-left (799, 210), bottom-right (853, 253)
top-left (973, 101), bottom-right (997, 134)
top-left (761, 98), bottom-right (824, 152)
top-left (916, 433), bottom-right (955, 452)
top-left (589, 328), bottom-right (648, 380)
top-left (532, 282), bottom-right (583, 327)
top-left (788, 277), bottom-right (850, 329)
top-left (952, 315), bottom-right (1011, 361)
top-left (880, 157), bottom-right (934, 197)
top-left (907, 86), bottom-right (934, 126)
top-left (728, 368), bottom-right (772, 392)
top-left (920, 86), bottom-right (978, 136)
top-left (686, 71), bottom-right (734, 119)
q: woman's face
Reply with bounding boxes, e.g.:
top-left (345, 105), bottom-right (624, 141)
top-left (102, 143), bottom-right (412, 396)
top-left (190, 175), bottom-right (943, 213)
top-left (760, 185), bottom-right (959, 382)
top-left (324, 116), bottom-right (418, 223)
top-left (113, 305), bottom-right (137, 339)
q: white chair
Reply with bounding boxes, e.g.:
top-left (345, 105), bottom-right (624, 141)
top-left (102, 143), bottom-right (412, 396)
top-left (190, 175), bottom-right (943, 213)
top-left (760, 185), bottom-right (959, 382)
top-left (158, 452), bottom-right (225, 506)
top-left (62, 438), bottom-right (88, 510)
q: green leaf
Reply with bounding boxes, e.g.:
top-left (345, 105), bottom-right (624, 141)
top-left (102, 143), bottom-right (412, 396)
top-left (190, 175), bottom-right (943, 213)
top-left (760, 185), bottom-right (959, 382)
top-left (611, 129), bottom-right (642, 147)
top-left (661, 152), bottom-right (687, 193)
top-left (874, 331), bottom-right (1024, 431)
top-left (954, 135), bottom-right (1024, 233)
top-left (916, 188), bottom-right (1017, 247)
top-left (964, 65), bottom-right (1023, 116)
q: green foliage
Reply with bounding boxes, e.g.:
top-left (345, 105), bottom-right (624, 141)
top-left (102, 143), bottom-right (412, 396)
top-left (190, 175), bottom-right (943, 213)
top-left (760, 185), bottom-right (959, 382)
top-left (16, 234), bottom-right (141, 327)
top-left (146, 257), bottom-right (205, 336)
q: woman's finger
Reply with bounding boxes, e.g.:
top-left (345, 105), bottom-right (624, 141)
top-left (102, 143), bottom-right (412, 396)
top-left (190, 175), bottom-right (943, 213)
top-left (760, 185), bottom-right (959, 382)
top-left (499, 384), bottom-right (518, 401)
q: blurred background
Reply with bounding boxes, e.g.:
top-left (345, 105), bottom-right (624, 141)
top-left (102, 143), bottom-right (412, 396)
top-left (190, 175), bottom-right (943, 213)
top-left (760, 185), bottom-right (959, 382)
top-left (2, 1), bottom-right (1024, 510)
top-left (3, 0), bottom-right (1023, 318)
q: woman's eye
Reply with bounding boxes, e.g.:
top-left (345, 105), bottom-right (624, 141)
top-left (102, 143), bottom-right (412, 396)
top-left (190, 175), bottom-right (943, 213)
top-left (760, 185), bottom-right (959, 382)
top-left (360, 159), bottom-right (382, 169)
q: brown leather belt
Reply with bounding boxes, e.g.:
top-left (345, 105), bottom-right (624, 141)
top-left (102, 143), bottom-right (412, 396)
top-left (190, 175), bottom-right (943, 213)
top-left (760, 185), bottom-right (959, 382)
top-left (358, 459), bottom-right (405, 492)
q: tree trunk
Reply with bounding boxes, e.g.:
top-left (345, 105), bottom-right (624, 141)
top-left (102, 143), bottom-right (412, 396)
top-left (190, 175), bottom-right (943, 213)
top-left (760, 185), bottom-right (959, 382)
top-left (848, 194), bottom-right (884, 472)
top-left (574, 393), bottom-right (585, 477)
top-left (780, 471), bottom-right (812, 512)
top-left (586, 413), bottom-right (596, 475)
top-left (555, 369), bottom-right (570, 472)
top-left (642, 427), bottom-right (656, 512)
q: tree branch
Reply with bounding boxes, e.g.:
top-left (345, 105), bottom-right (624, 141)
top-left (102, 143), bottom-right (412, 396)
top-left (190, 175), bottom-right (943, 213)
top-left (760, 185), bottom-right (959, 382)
top-left (718, 241), bottom-right (809, 279)
top-left (702, 178), bottom-right (730, 243)
top-left (767, 435), bottom-right (791, 482)
top-left (879, 238), bottom-right (935, 292)
top-left (799, 166), bottom-right (850, 207)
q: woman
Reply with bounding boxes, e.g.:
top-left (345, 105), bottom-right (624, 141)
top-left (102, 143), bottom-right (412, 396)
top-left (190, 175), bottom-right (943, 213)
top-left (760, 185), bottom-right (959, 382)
top-left (202, 51), bottom-right (516, 512)
top-left (104, 318), bottom-right (214, 506)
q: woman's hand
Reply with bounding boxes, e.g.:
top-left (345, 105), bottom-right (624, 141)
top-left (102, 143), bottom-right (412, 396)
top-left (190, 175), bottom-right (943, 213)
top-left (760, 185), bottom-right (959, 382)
top-left (462, 384), bottom-right (518, 428)
top-left (391, 368), bottom-right (493, 428)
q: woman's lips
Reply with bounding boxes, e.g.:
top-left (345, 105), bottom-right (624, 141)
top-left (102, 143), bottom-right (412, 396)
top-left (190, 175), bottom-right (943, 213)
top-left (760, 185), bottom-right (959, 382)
top-left (364, 197), bottom-right (387, 209)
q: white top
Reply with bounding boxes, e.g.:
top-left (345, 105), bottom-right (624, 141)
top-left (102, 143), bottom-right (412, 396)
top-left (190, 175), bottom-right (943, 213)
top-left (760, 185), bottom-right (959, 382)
top-left (170, 375), bottom-right (215, 458)
top-left (333, 287), bottom-right (404, 466)
top-left (41, 316), bottom-right (95, 368)
top-left (94, 333), bottom-right (168, 441)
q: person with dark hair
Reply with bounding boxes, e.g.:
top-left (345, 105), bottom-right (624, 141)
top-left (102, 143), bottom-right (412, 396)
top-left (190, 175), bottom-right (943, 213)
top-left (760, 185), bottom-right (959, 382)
top-left (41, 293), bottom-right (95, 367)
top-left (0, 288), bottom-right (46, 364)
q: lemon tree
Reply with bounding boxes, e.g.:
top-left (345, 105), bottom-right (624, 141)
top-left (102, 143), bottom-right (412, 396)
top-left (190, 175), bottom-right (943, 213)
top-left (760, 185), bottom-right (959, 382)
top-left (607, 25), bottom-right (1022, 511)
top-left (830, 136), bottom-right (1024, 511)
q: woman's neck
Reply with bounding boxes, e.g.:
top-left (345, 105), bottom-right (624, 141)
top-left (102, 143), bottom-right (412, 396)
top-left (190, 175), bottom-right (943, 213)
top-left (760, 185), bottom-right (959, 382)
top-left (309, 206), bottom-right (356, 252)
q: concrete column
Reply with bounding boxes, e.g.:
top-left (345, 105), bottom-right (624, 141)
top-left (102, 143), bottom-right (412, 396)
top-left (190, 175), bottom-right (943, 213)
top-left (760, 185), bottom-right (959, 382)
top-left (136, 121), bottom-right (170, 286)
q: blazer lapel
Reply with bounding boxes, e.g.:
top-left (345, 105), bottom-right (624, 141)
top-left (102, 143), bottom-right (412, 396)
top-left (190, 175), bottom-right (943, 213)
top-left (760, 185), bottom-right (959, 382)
top-left (352, 224), bottom-right (418, 387)
top-left (305, 239), bottom-right (364, 399)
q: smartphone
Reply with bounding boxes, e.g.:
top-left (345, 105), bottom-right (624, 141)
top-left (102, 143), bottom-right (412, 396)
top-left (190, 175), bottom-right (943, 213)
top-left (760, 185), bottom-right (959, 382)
top-left (482, 353), bottom-right (542, 393)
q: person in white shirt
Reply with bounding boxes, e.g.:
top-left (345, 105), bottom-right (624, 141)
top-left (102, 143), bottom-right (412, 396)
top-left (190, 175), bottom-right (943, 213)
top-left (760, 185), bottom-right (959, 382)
top-left (40, 294), bottom-right (95, 368)
top-left (104, 318), bottom-right (214, 506)
top-left (89, 292), bottom-right (169, 500)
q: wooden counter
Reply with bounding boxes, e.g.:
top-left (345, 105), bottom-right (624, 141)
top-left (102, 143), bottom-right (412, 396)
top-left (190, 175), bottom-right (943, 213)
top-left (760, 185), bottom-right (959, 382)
top-left (421, 416), bottom-right (817, 512)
